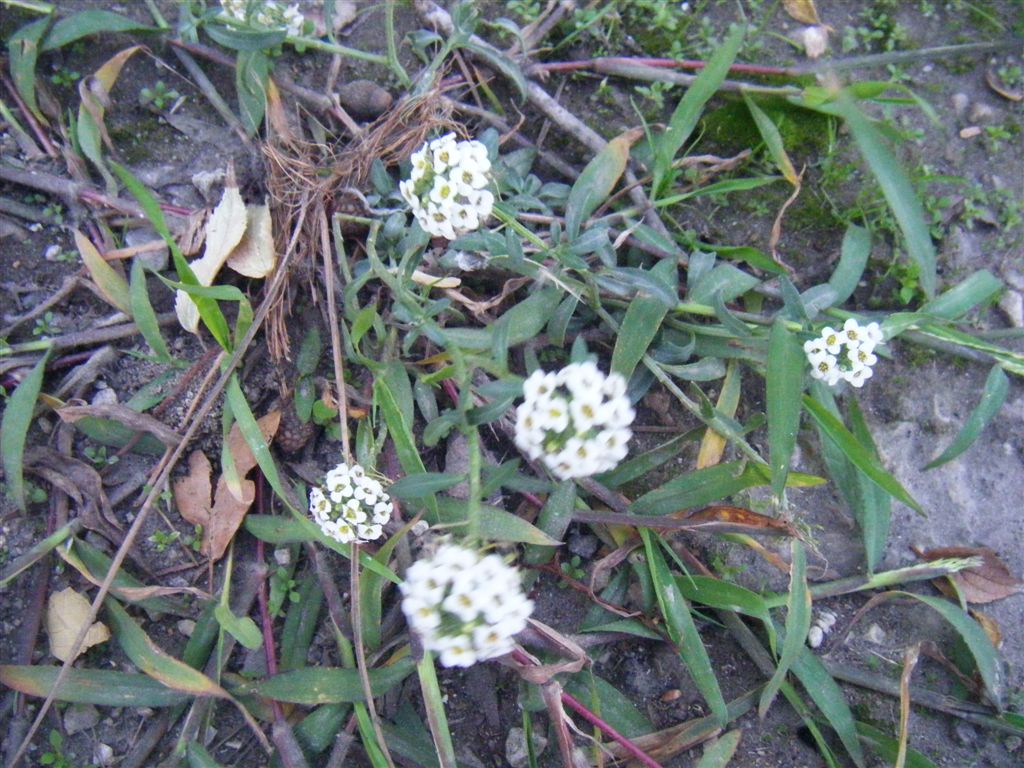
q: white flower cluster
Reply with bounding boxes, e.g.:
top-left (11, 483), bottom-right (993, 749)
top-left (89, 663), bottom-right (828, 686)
top-left (514, 362), bottom-right (635, 480)
top-left (220, 0), bottom-right (304, 37)
top-left (309, 462), bottom-right (393, 544)
top-left (804, 318), bottom-right (884, 388)
top-left (400, 541), bottom-right (533, 668)
top-left (399, 134), bottom-right (495, 241)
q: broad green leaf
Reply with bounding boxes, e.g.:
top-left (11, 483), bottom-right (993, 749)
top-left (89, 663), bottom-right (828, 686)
top-left (0, 665), bottom-right (189, 707)
top-left (204, 24), bottom-right (287, 51)
top-left (611, 293), bottom-right (669, 381)
top-left (688, 264), bottom-right (760, 306)
top-left (674, 575), bottom-right (776, 652)
top-left (803, 394), bottom-right (922, 513)
top-left (695, 730), bottom-right (742, 768)
top-left (920, 270), bottom-right (1003, 320)
top-left (925, 365), bottom-right (1008, 469)
top-left (439, 286), bottom-right (561, 349)
top-left (388, 472), bottom-right (464, 500)
top-left (642, 531), bottom-right (727, 726)
top-left (847, 397), bottom-right (891, 575)
top-left (431, 499), bottom-right (559, 546)
top-left (8, 17), bottom-right (51, 122)
top-left (565, 128), bottom-right (639, 240)
top-left (632, 461), bottom-right (764, 515)
top-left (129, 260), bottom-right (171, 362)
top-left (240, 659), bottom-right (415, 705)
top-left (828, 225), bottom-right (872, 306)
top-left (2, 349), bottom-right (50, 511)
top-left (760, 540), bottom-right (811, 717)
top-left (894, 591), bottom-right (1003, 708)
top-left (214, 603), bottom-right (262, 650)
top-left (75, 229), bottom-right (131, 314)
top-left (374, 374), bottom-right (439, 516)
top-left (235, 49), bottom-right (270, 136)
top-left (654, 24), bottom-right (745, 194)
top-left (767, 319), bottom-right (804, 499)
top-left (380, 361), bottom-right (415, 435)
top-left (524, 479), bottom-right (576, 565)
top-left (564, 671), bottom-right (653, 739)
top-left (279, 574), bottom-right (323, 672)
top-left (295, 325), bottom-right (322, 376)
top-left (791, 650), bottom-right (866, 767)
top-left (821, 95), bottom-right (936, 298)
top-left (288, 704), bottom-right (351, 759)
top-left (43, 11), bottom-right (154, 50)
top-left (743, 93), bottom-right (798, 186)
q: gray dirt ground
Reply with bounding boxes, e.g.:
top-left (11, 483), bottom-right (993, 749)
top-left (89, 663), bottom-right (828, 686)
top-left (1, 1), bottom-right (1023, 767)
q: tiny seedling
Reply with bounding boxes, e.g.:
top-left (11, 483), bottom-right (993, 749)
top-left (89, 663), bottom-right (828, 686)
top-left (139, 80), bottom-right (181, 112)
top-left (32, 312), bottom-right (60, 338)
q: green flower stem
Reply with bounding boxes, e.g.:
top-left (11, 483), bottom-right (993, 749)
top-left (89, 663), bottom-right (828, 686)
top-left (417, 651), bottom-right (457, 768)
top-left (385, 0), bottom-right (411, 88)
top-left (761, 556), bottom-right (984, 609)
top-left (466, 426), bottom-right (483, 547)
top-left (286, 35), bottom-right (389, 65)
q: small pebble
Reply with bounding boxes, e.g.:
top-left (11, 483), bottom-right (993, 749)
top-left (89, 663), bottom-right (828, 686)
top-left (998, 291), bottom-right (1023, 328)
top-left (567, 532), bottom-right (599, 560)
top-left (64, 703), bottom-right (100, 734)
top-left (808, 625), bottom-right (825, 648)
top-left (968, 102), bottom-right (995, 123)
top-left (864, 623), bottom-right (886, 645)
top-left (94, 743), bottom-right (115, 766)
top-left (951, 92), bottom-right (970, 118)
top-left (959, 126), bottom-right (982, 139)
top-left (1005, 735), bottom-right (1022, 753)
top-left (954, 721), bottom-right (978, 747)
top-left (91, 387), bottom-right (119, 407)
top-left (273, 547), bottom-right (292, 567)
top-left (177, 619), bottom-right (196, 637)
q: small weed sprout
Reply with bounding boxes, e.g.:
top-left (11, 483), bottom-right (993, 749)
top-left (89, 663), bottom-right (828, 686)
top-left (400, 540), bottom-right (533, 668)
top-left (514, 362), bottom-right (635, 479)
top-left (309, 462), bottom-right (393, 544)
top-left (399, 134), bottom-right (495, 240)
top-left (804, 319), bottom-right (884, 389)
top-left (32, 312), bottom-right (60, 338)
top-left (139, 80), bottom-right (181, 112)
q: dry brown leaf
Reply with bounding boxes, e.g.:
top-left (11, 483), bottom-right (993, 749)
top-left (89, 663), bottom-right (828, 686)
top-left (672, 504), bottom-right (799, 537)
top-left (47, 587), bottom-right (110, 662)
top-left (971, 609), bottom-right (1003, 649)
top-left (783, 0), bottom-right (819, 24)
top-left (173, 412), bottom-right (280, 561)
top-left (986, 68), bottom-right (1023, 102)
top-left (175, 181), bottom-right (248, 333)
top-left (914, 546), bottom-right (1024, 604)
top-left (226, 203), bottom-right (276, 278)
top-left (57, 403), bottom-right (182, 447)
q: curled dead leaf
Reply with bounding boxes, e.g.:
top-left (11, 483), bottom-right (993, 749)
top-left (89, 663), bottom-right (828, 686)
top-left (914, 545), bottom-right (1024, 604)
top-left (986, 68), bottom-right (1023, 102)
top-left (971, 609), bottom-right (1003, 649)
top-left (783, 0), bottom-right (820, 24)
top-left (47, 587), bottom-right (110, 662)
top-left (673, 505), bottom-right (799, 537)
top-left (226, 203), bottom-right (276, 278)
top-left (57, 403), bottom-right (182, 447)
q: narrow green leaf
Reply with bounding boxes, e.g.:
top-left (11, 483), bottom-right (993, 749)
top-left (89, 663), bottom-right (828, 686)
top-left (598, 428), bottom-right (702, 488)
top-left (214, 603), bottom-right (262, 650)
top-left (564, 672), bottom-right (653, 739)
top-left (824, 95), bottom-right (936, 298)
top-left (280, 573), bottom-right (323, 672)
top-left (439, 287), bottom-right (560, 349)
top-left (375, 375), bottom-right (439, 517)
top-left (674, 575), bottom-right (776, 653)
top-left (204, 23), bottom-right (287, 51)
top-left (611, 293), bottom-right (669, 381)
top-left (642, 531), bottom-right (728, 726)
top-left (791, 650), bottom-right (867, 767)
top-left (235, 49), bottom-right (269, 136)
top-left (847, 397), bottom-right (891, 575)
top-left (431, 500), bottom-right (559, 546)
top-left (760, 540), bottom-right (811, 717)
top-left (925, 365), bottom-right (1009, 469)
top-left (461, 40), bottom-right (528, 101)
top-left (856, 722), bottom-right (939, 768)
top-left (0, 665), bottom-right (189, 707)
top-left (654, 24), bottom-right (744, 194)
top-left (565, 131), bottom-right (634, 240)
top-left (2, 350), bottom-right (50, 511)
top-left (295, 325), bottom-right (322, 376)
top-left (187, 742), bottom-right (225, 767)
top-left (803, 394), bottom-right (922, 513)
top-left (74, 228), bottom-right (131, 314)
top-left (743, 93), bottom-right (797, 185)
top-left (896, 591), bottom-right (1003, 708)
top-left (688, 264), bottom-right (760, 306)
top-left (388, 472), bottom-right (464, 500)
top-left (240, 659), bottom-right (415, 705)
top-left (829, 225), bottom-right (872, 306)
top-left (225, 375), bottom-right (296, 511)
top-left (69, 538), bottom-right (187, 617)
top-left (632, 460), bottom-right (764, 515)
top-left (0, 522), bottom-right (78, 587)
top-left (129, 260), bottom-right (171, 362)
top-left (920, 270), bottom-right (1003, 320)
top-left (43, 11), bottom-right (154, 50)
top-left (8, 17), bottom-right (51, 122)
top-left (524, 479), bottom-right (577, 565)
top-left (767, 319), bottom-right (804, 499)
top-left (695, 730), bottom-right (742, 768)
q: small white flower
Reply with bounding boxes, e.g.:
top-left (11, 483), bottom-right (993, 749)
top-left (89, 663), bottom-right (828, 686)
top-left (800, 25), bottom-right (830, 59)
top-left (437, 634), bottom-right (477, 668)
top-left (806, 318), bottom-right (883, 389)
top-left (819, 327), bottom-right (842, 354)
top-left (862, 321), bottom-right (884, 345)
top-left (309, 461), bottom-right (392, 543)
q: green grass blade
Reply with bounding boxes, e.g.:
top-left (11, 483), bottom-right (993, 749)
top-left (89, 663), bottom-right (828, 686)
top-left (743, 93), bottom-right (798, 186)
top-left (920, 270), bottom-right (1003, 320)
top-left (828, 225), bottom-right (872, 306)
top-left (924, 364), bottom-right (1009, 469)
top-left (238, 659), bottom-right (415, 705)
top-left (642, 530), bottom-right (728, 726)
top-left (2, 349), bottom-right (50, 511)
top-left (674, 575), bottom-right (777, 653)
top-left (7, 17), bottom-right (51, 122)
top-left (767, 319), bottom-right (804, 500)
top-left (0, 665), bottom-right (190, 707)
top-left (695, 730), bottom-right (742, 768)
top-left (856, 722), bottom-right (939, 768)
top-left (791, 650), bottom-right (867, 767)
top-left (847, 398), bottom-right (892, 575)
top-left (42, 11), bottom-right (154, 50)
top-left (653, 23), bottom-right (744, 195)
top-left (524, 479), bottom-right (576, 565)
top-left (803, 394), bottom-right (922, 513)
top-left (374, 375), bottom-right (438, 517)
top-left (759, 540), bottom-right (811, 717)
top-left (611, 293), bottom-right (670, 381)
top-left (130, 259), bottom-right (171, 362)
top-left (825, 95), bottom-right (936, 298)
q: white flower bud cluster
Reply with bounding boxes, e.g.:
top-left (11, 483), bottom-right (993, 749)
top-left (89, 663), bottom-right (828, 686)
top-left (400, 541), bottom-right (533, 668)
top-left (804, 318), bottom-right (884, 388)
top-left (220, 0), bottom-right (304, 37)
top-left (514, 362), bottom-right (635, 480)
top-left (309, 462), bottom-right (393, 544)
top-left (399, 134), bottom-right (495, 241)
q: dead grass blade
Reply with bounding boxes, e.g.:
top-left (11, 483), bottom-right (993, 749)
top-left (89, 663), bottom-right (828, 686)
top-left (896, 644), bottom-right (921, 768)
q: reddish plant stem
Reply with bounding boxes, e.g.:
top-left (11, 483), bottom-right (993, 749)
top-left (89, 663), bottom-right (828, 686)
top-left (532, 56), bottom-right (797, 78)
top-left (509, 649), bottom-right (664, 768)
top-left (0, 73), bottom-right (59, 158)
